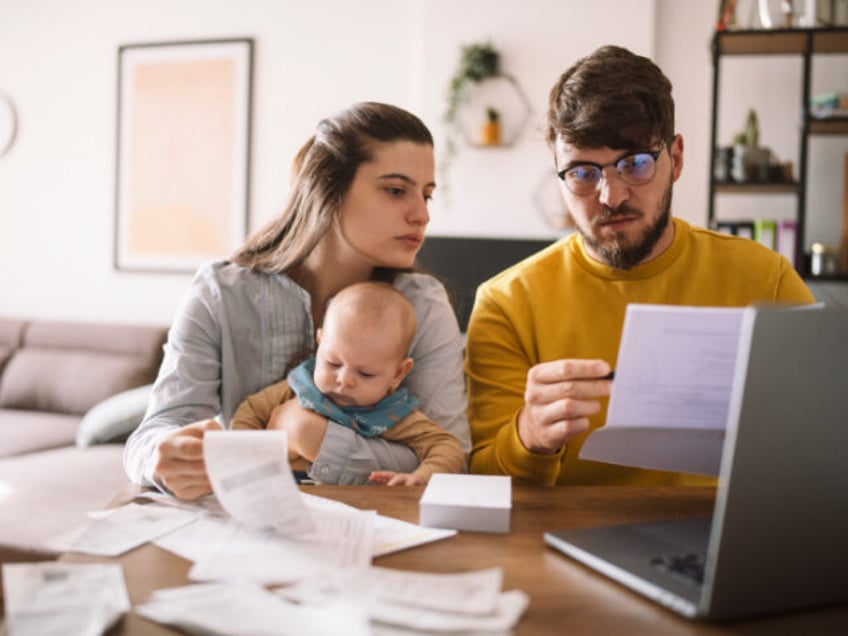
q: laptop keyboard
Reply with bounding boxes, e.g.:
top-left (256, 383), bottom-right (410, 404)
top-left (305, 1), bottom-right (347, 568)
top-left (650, 552), bottom-right (706, 586)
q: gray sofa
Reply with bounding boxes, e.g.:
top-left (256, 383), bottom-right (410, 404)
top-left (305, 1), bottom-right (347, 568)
top-left (0, 317), bottom-right (167, 558)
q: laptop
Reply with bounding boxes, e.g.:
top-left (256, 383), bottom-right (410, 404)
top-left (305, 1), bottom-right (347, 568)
top-left (545, 305), bottom-right (848, 620)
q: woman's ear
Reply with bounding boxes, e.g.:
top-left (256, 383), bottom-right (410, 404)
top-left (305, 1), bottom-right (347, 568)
top-left (391, 357), bottom-right (414, 390)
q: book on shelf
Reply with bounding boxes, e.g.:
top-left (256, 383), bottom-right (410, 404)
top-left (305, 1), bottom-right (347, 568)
top-left (715, 219), bottom-right (754, 240)
top-left (713, 219), bottom-right (796, 265)
top-left (810, 92), bottom-right (848, 119)
top-left (754, 219), bottom-right (776, 250)
top-left (778, 220), bottom-right (797, 267)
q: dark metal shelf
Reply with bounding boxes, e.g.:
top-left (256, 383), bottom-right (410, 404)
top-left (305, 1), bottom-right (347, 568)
top-left (708, 27), bottom-right (848, 275)
top-left (808, 117), bottom-right (848, 135)
top-left (714, 27), bottom-right (848, 55)
top-left (713, 182), bottom-right (799, 194)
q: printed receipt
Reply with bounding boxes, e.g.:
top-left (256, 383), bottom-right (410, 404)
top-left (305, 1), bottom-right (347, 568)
top-left (203, 430), bottom-right (316, 536)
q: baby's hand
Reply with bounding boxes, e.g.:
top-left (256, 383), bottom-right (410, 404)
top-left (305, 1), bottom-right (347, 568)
top-left (368, 470), bottom-right (425, 487)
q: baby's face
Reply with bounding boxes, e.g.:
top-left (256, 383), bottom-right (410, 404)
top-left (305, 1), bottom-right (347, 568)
top-left (313, 324), bottom-right (407, 408)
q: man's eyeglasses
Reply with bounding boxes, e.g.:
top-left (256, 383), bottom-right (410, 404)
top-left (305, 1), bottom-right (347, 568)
top-left (557, 144), bottom-right (665, 196)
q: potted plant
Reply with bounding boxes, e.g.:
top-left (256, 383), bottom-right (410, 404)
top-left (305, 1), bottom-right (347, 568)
top-left (440, 42), bottom-right (502, 189)
top-left (445, 42), bottom-right (501, 125)
top-left (480, 106), bottom-right (501, 146)
top-left (731, 109), bottom-right (771, 182)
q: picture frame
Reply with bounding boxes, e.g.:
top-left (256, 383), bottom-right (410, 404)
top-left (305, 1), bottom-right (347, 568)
top-left (114, 38), bottom-right (253, 272)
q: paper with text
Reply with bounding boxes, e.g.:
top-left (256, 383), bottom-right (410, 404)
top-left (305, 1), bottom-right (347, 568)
top-left (47, 502), bottom-right (198, 557)
top-left (136, 582), bottom-right (371, 636)
top-left (606, 304), bottom-right (745, 430)
top-left (204, 430), bottom-right (315, 536)
top-left (581, 304), bottom-right (745, 475)
top-left (187, 507), bottom-right (375, 584)
top-left (279, 566), bottom-right (529, 633)
top-left (2, 562), bottom-right (130, 636)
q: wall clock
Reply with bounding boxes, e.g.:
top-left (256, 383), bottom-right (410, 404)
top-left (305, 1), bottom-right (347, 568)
top-left (0, 92), bottom-right (18, 158)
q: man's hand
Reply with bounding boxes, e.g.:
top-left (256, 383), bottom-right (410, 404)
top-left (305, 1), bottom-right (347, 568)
top-left (517, 359), bottom-right (613, 454)
top-left (155, 419), bottom-right (221, 500)
top-left (369, 470), bottom-right (425, 487)
top-left (267, 398), bottom-right (328, 463)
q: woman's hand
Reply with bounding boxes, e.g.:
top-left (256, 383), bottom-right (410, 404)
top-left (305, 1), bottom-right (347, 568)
top-left (154, 419), bottom-right (221, 500)
top-left (517, 359), bottom-right (613, 454)
top-left (267, 398), bottom-right (328, 463)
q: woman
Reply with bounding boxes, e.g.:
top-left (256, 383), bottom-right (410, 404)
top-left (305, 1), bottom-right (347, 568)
top-left (123, 102), bottom-right (469, 500)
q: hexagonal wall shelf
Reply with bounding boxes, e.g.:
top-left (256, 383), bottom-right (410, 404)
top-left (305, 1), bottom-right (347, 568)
top-left (533, 170), bottom-right (574, 231)
top-left (454, 74), bottom-right (532, 148)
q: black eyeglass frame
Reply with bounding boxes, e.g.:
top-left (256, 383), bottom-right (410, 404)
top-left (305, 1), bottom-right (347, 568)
top-left (556, 143), bottom-right (666, 196)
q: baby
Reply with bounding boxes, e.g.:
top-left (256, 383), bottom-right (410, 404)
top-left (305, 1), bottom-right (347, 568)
top-left (231, 281), bottom-right (464, 486)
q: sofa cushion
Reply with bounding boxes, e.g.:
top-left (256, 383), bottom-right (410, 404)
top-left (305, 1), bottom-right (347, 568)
top-left (76, 383), bottom-right (153, 447)
top-left (0, 410), bottom-right (81, 458)
top-left (0, 350), bottom-right (156, 415)
top-left (0, 319), bottom-right (26, 375)
top-left (0, 445), bottom-right (127, 556)
top-left (0, 320), bottom-right (166, 415)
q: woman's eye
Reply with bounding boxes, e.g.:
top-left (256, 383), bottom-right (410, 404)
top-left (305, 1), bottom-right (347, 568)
top-left (386, 187), bottom-right (405, 197)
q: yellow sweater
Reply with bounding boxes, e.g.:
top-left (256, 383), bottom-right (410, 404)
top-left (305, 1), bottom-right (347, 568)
top-left (465, 219), bottom-right (815, 486)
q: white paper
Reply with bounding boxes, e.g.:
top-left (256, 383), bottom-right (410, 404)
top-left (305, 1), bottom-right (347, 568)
top-left (371, 589), bottom-right (529, 633)
top-left (2, 562), bottom-right (129, 636)
top-left (154, 513), bottom-right (234, 563)
top-left (606, 304), bottom-right (744, 430)
top-left (281, 566), bottom-right (503, 615)
top-left (279, 567), bottom-right (528, 634)
top-left (187, 506), bottom-right (375, 584)
top-left (136, 582), bottom-right (371, 636)
top-left (47, 502), bottom-right (198, 557)
top-left (581, 304), bottom-right (744, 475)
top-left (300, 491), bottom-right (457, 556)
top-left (204, 430), bottom-right (315, 536)
top-left (372, 514), bottom-right (457, 557)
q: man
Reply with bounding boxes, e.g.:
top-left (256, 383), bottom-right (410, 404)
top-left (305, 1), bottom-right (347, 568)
top-left (465, 45), bottom-right (814, 486)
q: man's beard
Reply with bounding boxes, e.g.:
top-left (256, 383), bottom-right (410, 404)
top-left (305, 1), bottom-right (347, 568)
top-left (579, 181), bottom-right (673, 270)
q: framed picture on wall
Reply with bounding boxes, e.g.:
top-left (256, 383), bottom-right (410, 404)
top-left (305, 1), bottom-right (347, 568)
top-left (114, 38), bottom-right (253, 272)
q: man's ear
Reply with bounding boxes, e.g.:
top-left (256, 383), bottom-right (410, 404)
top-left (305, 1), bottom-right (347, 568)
top-left (391, 357), bottom-right (414, 390)
top-left (670, 133), bottom-right (684, 183)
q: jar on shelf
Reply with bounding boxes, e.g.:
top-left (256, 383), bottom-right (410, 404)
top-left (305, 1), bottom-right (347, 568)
top-left (810, 243), bottom-right (841, 277)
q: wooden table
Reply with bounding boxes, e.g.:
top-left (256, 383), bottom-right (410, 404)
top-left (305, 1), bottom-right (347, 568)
top-left (43, 485), bottom-right (848, 634)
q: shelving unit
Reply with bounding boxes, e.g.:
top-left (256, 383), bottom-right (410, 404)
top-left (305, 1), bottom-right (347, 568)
top-left (708, 27), bottom-right (848, 279)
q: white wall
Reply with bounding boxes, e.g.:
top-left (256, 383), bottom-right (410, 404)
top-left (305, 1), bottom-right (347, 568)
top-left (3, 0), bottom-right (839, 325)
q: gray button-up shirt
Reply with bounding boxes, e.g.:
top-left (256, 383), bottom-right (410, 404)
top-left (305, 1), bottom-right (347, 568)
top-left (123, 261), bottom-right (470, 486)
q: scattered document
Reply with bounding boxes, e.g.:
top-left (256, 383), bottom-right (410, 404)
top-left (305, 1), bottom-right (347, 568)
top-left (47, 502), bottom-right (198, 557)
top-left (581, 304), bottom-right (745, 475)
top-left (300, 492), bottom-right (458, 557)
top-left (372, 514), bottom-right (457, 557)
top-left (2, 562), bottom-right (129, 636)
top-left (187, 506), bottom-right (375, 584)
top-left (281, 566), bottom-right (504, 615)
top-left (136, 581), bottom-right (371, 636)
top-left (371, 589), bottom-right (529, 634)
top-left (204, 430), bottom-right (316, 536)
top-left (279, 566), bottom-right (529, 634)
